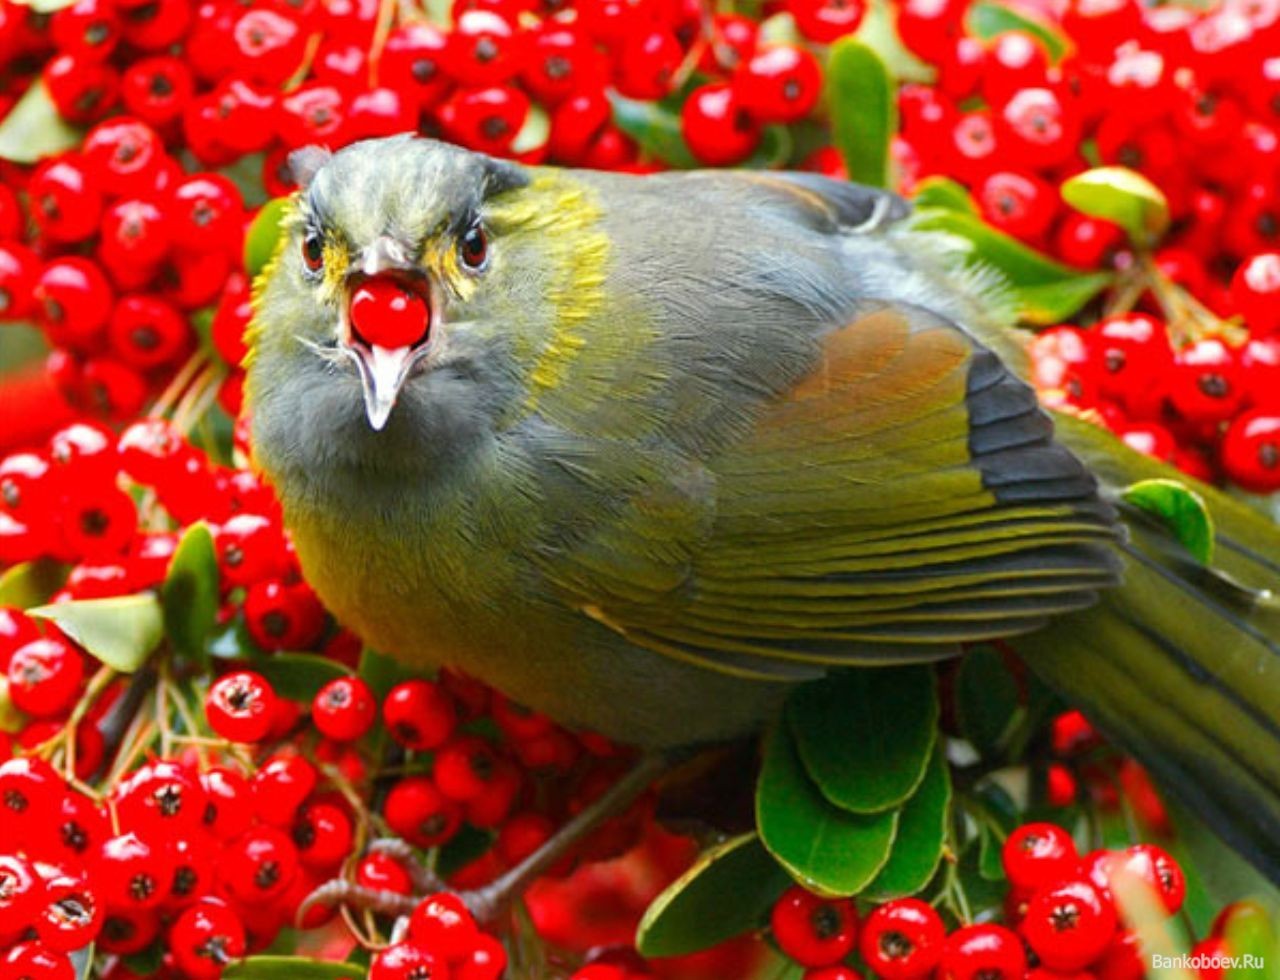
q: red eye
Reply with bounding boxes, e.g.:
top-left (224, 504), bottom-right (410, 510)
top-left (460, 224), bottom-right (487, 270)
top-left (302, 233), bottom-right (324, 272)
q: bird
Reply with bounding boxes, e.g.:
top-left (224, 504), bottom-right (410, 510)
top-left (245, 135), bottom-right (1280, 912)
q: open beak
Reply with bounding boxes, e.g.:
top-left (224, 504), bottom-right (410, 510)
top-left (341, 237), bottom-right (433, 432)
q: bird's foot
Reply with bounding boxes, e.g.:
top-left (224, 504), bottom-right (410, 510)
top-left (299, 754), bottom-right (670, 928)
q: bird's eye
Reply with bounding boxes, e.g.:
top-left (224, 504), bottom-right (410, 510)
top-left (302, 233), bottom-right (324, 273)
top-left (459, 224), bottom-right (488, 271)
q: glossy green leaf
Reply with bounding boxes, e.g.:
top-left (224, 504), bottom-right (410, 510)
top-left (757, 723), bottom-right (898, 896)
top-left (1123, 478), bottom-right (1214, 564)
top-left (971, 780), bottom-right (1018, 882)
top-left (912, 209), bottom-right (1113, 323)
top-left (255, 654), bottom-right (351, 703)
top-left (827, 38), bottom-right (895, 188)
top-left (244, 197), bottom-right (291, 278)
top-left (223, 957), bottom-right (362, 979)
top-left (912, 176), bottom-right (974, 213)
top-left (967, 2), bottom-right (1068, 61)
top-left (0, 559), bottom-right (66, 609)
top-left (0, 80), bottom-right (83, 163)
top-left (863, 749), bottom-right (951, 900)
top-left (29, 594), bottom-right (164, 673)
top-left (1220, 901), bottom-right (1278, 980)
top-left (161, 522), bottom-right (220, 665)
top-left (608, 93), bottom-right (700, 169)
top-left (638, 834), bottom-right (791, 957)
top-left (788, 667), bottom-right (938, 814)
top-left (955, 645), bottom-right (1021, 756)
top-left (1061, 167), bottom-right (1170, 249)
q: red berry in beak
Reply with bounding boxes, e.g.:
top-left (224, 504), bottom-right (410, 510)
top-left (347, 276), bottom-right (430, 349)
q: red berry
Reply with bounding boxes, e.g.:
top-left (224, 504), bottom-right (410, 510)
top-left (348, 276), bottom-right (432, 350)
top-left (370, 941), bottom-right (451, 980)
top-left (790, 0), bottom-right (866, 42)
top-left (243, 579), bottom-right (326, 651)
top-left (434, 736), bottom-right (502, 802)
top-left (357, 851), bottom-right (414, 895)
top-left (0, 854), bottom-right (43, 935)
top-left (98, 831), bottom-right (174, 911)
top-left (446, 8), bottom-right (525, 85)
top-left (1231, 252), bottom-right (1280, 336)
top-left (253, 751), bottom-right (319, 825)
top-left (1002, 822), bottom-right (1080, 892)
top-left (3, 942), bottom-right (75, 980)
top-left (35, 256), bottom-right (115, 351)
top-left (408, 893), bottom-right (479, 960)
top-left (169, 901), bottom-right (247, 979)
top-left (771, 886), bottom-right (858, 968)
top-left (940, 924), bottom-right (1027, 980)
top-left (616, 28), bottom-right (684, 101)
top-left (383, 679), bottom-right (458, 751)
top-left (312, 675), bottom-right (377, 742)
top-left (1020, 878), bottom-right (1118, 970)
top-left (383, 775), bottom-right (463, 848)
top-left (35, 874), bottom-right (103, 953)
top-left (293, 800), bottom-right (355, 869)
top-left (29, 155), bottom-right (103, 243)
top-left (214, 512), bottom-right (286, 586)
top-left (0, 242), bottom-right (41, 321)
top-left (975, 171), bottom-right (1058, 244)
top-left (1222, 411), bottom-right (1280, 492)
top-left (682, 83), bottom-right (761, 166)
top-left (1168, 338), bottom-right (1244, 423)
top-left (735, 44), bottom-right (823, 124)
top-left (859, 898), bottom-right (945, 980)
top-left (221, 825), bottom-right (299, 905)
top-left (200, 766), bottom-right (255, 840)
top-left (454, 933), bottom-right (508, 980)
top-left (8, 637), bottom-right (84, 717)
top-left (121, 55), bottom-right (192, 126)
top-left (44, 53), bottom-right (120, 124)
top-left (206, 670), bottom-right (278, 743)
top-left (82, 117), bottom-right (164, 197)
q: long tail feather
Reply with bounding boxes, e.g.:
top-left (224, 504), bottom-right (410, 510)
top-left (1016, 413), bottom-right (1280, 882)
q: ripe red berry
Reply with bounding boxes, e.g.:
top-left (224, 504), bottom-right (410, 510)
top-left (1230, 252), bottom-right (1280, 336)
top-left (383, 775), bottom-right (463, 848)
top-left (1168, 338), bottom-right (1245, 423)
top-left (0, 854), bottom-right (43, 935)
top-left (940, 924), bottom-right (1027, 980)
top-left (35, 256), bottom-right (115, 351)
top-left (370, 941), bottom-right (451, 980)
top-left (221, 825), bottom-right (299, 905)
top-left (206, 670), bottom-right (278, 743)
top-left (408, 893), bottom-right (480, 960)
top-left (312, 675), bottom-right (377, 742)
top-left (243, 579), bottom-right (326, 651)
top-left (253, 751), bottom-right (319, 825)
top-left (616, 28), bottom-right (683, 100)
top-left (975, 171), bottom-right (1058, 244)
top-left (1021, 877), bottom-right (1118, 970)
top-left (3, 942), bottom-right (75, 980)
top-left (357, 851), bottom-right (414, 895)
top-left (0, 243), bottom-right (42, 321)
top-left (1222, 411), bottom-right (1280, 492)
top-left (790, 0), bottom-right (866, 42)
top-left (29, 155), bottom-right (103, 243)
top-left (434, 736), bottom-right (503, 802)
top-left (859, 898), bottom-right (945, 979)
top-left (8, 637), bottom-right (84, 718)
top-left (35, 874), bottom-right (104, 953)
top-left (98, 831), bottom-right (174, 911)
top-left (1002, 822), bottom-right (1080, 892)
top-left (348, 276), bottom-right (432, 350)
top-left (770, 886), bottom-right (858, 968)
top-left (82, 117), bottom-right (165, 197)
top-left (735, 44), bottom-right (823, 124)
top-left (169, 900), bottom-right (247, 979)
top-left (682, 83), bottom-right (761, 166)
top-left (383, 679), bottom-right (458, 751)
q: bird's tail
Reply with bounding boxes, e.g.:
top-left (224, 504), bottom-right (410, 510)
top-left (1015, 412), bottom-right (1280, 883)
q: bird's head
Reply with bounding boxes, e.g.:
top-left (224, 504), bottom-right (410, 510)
top-left (246, 136), bottom-right (611, 477)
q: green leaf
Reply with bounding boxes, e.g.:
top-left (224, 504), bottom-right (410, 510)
top-left (912, 209), bottom-right (1113, 324)
top-left (826, 38), bottom-right (895, 188)
top-left (254, 653), bottom-right (350, 703)
top-left (788, 666), bottom-right (938, 814)
top-left (1122, 478), bottom-right (1214, 564)
top-left (0, 80), bottom-right (83, 163)
top-left (747, 125), bottom-right (794, 169)
top-left (161, 522), bottom-right (220, 665)
top-left (756, 722), bottom-right (898, 896)
top-left (608, 93), bottom-right (700, 169)
top-left (222, 957), bottom-right (362, 980)
top-left (512, 104), bottom-right (550, 155)
top-left (1220, 902), bottom-right (1278, 980)
top-left (955, 645), bottom-right (1021, 756)
top-left (1061, 167), bottom-right (1170, 249)
top-left (28, 594), bottom-right (164, 673)
top-left (0, 559), bottom-right (66, 609)
top-left (863, 749), bottom-right (951, 900)
top-left (967, 2), bottom-right (1068, 61)
top-left (244, 198), bottom-right (291, 278)
top-left (970, 780), bottom-right (1018, 881)
top-left (435, 823), bottom-right (494, 878)
top-left (912, 176), bottom-right (975, 213)
top-left (638, 834), bottom-right (791, 958)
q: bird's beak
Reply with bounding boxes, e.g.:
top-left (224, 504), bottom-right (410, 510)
top-left (341, 238), bottom-right (433, 432)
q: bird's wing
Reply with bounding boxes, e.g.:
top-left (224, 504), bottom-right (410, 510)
top-left (536, 301), bottom-right (1124, 681)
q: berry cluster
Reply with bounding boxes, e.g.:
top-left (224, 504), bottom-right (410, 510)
top-left (759, 829), bottom-right (1230, 980)
top-left (867, 0), bottom-right (1280, 489)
